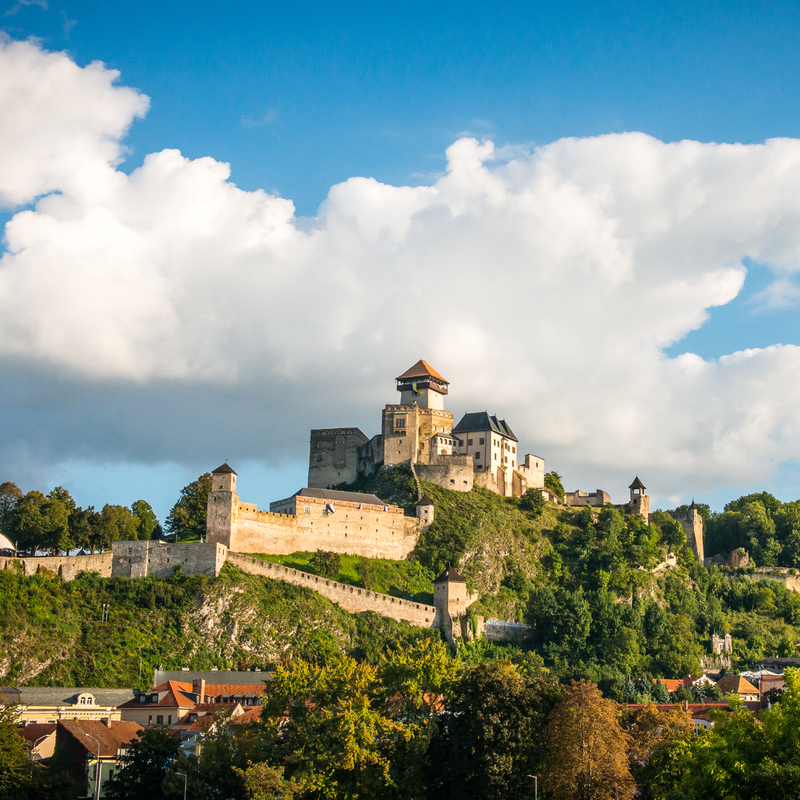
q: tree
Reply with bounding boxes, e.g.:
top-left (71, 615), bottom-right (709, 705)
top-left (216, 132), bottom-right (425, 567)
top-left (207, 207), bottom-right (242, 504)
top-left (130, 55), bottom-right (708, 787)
top-left (96, 505), bottom-right (139, 551)
top-left (428, 661), bottom-right (560, 800)
top-left (165, 474), bottom-right (212, 541)
top-left (519, 488), bottom-right (545, 516)
top-left (542, 680), bottom-right (636, 800)
top-left (233, 762), bottom-right (305, 800)
top-left (544, 471), bottom-right (565, 499)
top-left (260, 653), bottom-right (431, 799)
top-left (131, 500), bottom-right (160, 540)
top-left (104, 727), bottom-right (180, 800)
top-left (0, 482), bottom-right (23, 541)
top-left (11, 491), bottom-right (72, 555)
top-left (311, 549), bottom-right (342, 578)
top-left (0, 704), bottom-right (38, 799)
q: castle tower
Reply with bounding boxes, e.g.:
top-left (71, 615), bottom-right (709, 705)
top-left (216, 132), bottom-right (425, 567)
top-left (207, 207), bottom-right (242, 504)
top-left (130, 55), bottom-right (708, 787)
top-left (628, 476), bottom-right (650, 520)
top-left (395, 359), bottom-right (449, 410)
top-left (383, 360), bottom-right (454, 466)
top-left (416, 495), bottom-right (435, 534)
top-left (433, 564), bottom-right (469, 625)
top-left (206, 463), bottom-right (238, 548)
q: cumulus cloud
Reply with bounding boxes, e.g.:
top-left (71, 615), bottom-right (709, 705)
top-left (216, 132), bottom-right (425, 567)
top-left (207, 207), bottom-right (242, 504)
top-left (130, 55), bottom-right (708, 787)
top-left (4, 38), bottom-right (800, 503)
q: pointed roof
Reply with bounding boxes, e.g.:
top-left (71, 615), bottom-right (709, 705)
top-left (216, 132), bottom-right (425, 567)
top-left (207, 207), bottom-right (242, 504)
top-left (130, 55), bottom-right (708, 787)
top-left (434, 564), bottom-right (466, 583)
top-left (212, 463), bottom-right (237, 475)
top-left (395, 359), bottom-right (448, 384)
top-left (717, 675), bottom-right (759, 695)
top-left (416, 495), bottom-right (434, 507)
top-left (629, 476), bottom-right (646, 490)
top-left (453, 412), bottom-right (518, 442)
top-left (690, 499), bottom-right (697, 510)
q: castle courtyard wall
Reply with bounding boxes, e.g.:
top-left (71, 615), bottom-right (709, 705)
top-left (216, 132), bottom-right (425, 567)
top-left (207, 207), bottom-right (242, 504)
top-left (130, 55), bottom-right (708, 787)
top-left (1, 553), bottom-right (112, 581)
top-left (226, 552), bottom-right (438, 627)
top-left (416, 454), bottom-right (474, 493)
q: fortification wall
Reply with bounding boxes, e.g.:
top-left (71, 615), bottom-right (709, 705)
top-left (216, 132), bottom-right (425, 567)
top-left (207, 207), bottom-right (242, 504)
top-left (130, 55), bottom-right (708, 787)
top-left (231, 496), bottom-right (419, 560)
top-left (226, 552), bottom-right (438, 627)
top-left (483, 619), bottom-right (533, 642)
top-left (741, 568), bottom-right (800, 593)
top-left (308, 428), bottom-right (369, 489)
top-left (111, 540), bottom-right (226, 578)
top-left (1, 553), bottom-right (112, 581)
top-left (416, 454), bottom-right (473, 493)
top-left (474, 470), bottom-right (500, 493)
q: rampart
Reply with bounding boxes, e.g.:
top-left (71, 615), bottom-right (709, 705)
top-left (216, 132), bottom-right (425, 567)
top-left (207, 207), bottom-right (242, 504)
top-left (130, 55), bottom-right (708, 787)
top-left (225, 552), bottom-right (438, 627)
top-left (218, 495), bottom-right (419, 561)
top-left (1, 552), bottom-right (112, 581)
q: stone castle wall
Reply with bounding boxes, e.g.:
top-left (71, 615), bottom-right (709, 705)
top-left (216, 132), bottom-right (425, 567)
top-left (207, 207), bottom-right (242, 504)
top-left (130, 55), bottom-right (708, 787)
top-left (416, 454), bottom-right (474, 493)
top-left (1, 552), bottom-right (112, 581)
top-left (221, 495), bottom-right (419, 561)
top-left (111, 540), bottom-right (226, 578)
top-left (225, 552), bottom-right (438, 627)
top-left (308, 428), bottom-right (369, 489)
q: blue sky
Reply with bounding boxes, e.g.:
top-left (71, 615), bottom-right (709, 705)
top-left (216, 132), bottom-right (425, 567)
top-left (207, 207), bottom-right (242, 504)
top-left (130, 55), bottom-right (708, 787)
top-left (4, 0), bottom-right (800, 523)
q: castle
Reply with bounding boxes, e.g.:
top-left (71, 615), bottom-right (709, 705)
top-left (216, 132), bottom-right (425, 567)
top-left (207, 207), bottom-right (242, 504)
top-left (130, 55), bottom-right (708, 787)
top-left (308, 359), bottom-right (545, 498)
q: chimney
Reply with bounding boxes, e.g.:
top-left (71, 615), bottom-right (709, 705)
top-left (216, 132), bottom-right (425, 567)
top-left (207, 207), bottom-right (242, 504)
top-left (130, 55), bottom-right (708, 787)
top-left (104, 717), bottom-right (112, 728)
top-left (192, 678), bottom-right (205, 701)
top-left (683, 700), bottom-right (689, 712)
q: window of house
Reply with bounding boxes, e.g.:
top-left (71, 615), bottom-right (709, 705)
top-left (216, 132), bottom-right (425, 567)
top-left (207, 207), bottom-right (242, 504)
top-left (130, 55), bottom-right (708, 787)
top-left (394, 418), bottom-right (405, 428)
top-left (304, 507), bottom-right (311, 514)
top-left (468, 438), bottom-right (473, 445)
top-left (479, 437), bottom-right (484, 445)
top-left (168, 715), bottom-right (172, 724)
top-left (156, 715), bottom-right (163, 725)
top-left (148, 548), bottom-right (153, 554)
top-left (148, 715), bottom-right (152, 724)
top-left (475, 451), bottom-right (481, 458)
top-left (139, 696), bottom-right (146, 704)
top-left (128, 547), bottom-right (133, 554)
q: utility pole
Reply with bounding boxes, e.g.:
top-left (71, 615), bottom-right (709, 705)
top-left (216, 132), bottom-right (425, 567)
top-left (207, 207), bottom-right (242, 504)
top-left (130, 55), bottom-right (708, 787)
top-left (82, 732), bottom-right (102, 800)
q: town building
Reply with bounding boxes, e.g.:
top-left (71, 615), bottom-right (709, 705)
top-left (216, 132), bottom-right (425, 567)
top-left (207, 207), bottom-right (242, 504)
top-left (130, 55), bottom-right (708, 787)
top-left (4, 687), bottom-right (135, 725)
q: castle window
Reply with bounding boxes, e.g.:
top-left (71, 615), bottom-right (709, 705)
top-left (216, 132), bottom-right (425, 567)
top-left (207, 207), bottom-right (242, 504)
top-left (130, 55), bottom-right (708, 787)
top-left (480, 438), bottom-right (484, 445)
top-left (475, 451), bottom-right (481, 458)
top-left (304, 507), bottom-right (310, 514)
top-left (468, 438), bottom-right (473, 445)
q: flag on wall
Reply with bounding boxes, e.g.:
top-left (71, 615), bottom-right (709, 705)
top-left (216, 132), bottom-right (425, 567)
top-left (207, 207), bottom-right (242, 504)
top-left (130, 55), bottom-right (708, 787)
top-left (326, 503), bottom-right (335, 514)
top-left (411, 382), bottom-right (421, 395)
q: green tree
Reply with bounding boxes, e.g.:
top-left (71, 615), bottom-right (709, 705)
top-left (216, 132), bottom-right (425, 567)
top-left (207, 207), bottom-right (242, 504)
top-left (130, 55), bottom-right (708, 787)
top-left (519, 488), bottom-right (545, 515)
top-left (429, 661), bottom-right (559, 800)
top-left (260, 653), bottom-right (431, 799)
top-left (311, 549), bottom-right (342, 578)
top-left (104, 727), bottom-right (180, 800)
top-left (131, 499), bottom-right (161, 540)
top-left (0, 704), bottom-right (38, 799)
top-left (97, 504), bottom-right (139, 551)
top-left (0, 482), bottom-right (23, 541)
top-left (543, 680), bottom-right (636, 800)
top-left (544, 471), bottom-right (565, 499)
top-left (233, 762), bottom-right (305, 800)
top-left (166, 474), bottom-right (212, 541)
top-left (12, 491), bottom-right (72, 554)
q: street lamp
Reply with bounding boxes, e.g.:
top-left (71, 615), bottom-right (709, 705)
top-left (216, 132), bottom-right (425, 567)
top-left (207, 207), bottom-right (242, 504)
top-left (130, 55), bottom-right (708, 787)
top-left (527, 774), bottom-right (539, 800)
top-left (175, 771), bottom-right (188, 800)
top-left (30, 732), bottom-right (51, 761)
top-left (82, 732), bottom-right (102, 800)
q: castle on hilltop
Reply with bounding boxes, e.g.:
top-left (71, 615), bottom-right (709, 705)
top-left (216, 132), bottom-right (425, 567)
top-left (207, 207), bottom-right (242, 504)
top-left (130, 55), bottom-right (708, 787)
top-left (309, 359), bottom-right (546, 498)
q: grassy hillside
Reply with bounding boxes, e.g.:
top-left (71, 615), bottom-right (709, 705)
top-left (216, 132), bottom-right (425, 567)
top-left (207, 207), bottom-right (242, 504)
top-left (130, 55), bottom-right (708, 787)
top-left (0, 562), bottom-right (436, 688)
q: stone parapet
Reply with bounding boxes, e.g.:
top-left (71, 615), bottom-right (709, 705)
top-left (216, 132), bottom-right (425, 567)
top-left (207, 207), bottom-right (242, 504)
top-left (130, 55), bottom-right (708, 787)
top-left (226, 552), bottom-right (438, 627)
top-left (1, 553), bottom-right (112, 581)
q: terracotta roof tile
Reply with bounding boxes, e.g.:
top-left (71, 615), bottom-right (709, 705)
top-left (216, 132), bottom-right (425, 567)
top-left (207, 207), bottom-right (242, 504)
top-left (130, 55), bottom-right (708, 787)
top-left (434, 565), bottom-right (466, 583)
top-left (395, 360), bottom-right (448, 384)
top-left (59, 719), bottom-right (143, 758)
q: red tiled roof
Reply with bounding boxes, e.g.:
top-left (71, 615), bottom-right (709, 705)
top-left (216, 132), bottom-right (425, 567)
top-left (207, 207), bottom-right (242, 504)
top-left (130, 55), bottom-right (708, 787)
top-left (231, 707), bottom-right (263, 725)
top-left (17, 723), bottom-right (57, 743)
top-left (120, 681), bottom-right (266, 711)
top-left (59, 719), bottom-right (143, 758)
top-left (434, 565), bottom-right (466, 583)
top-left (395, 360), bottom-right (448, 384)
top-left (717, 675), bottom-right (759, 695)
top-left (654, 679), bottom-right (683, 693)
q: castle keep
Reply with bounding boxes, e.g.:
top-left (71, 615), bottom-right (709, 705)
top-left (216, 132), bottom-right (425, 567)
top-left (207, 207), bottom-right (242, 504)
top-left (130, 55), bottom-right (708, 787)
top-left (309, 359), bottom-right (545, 498)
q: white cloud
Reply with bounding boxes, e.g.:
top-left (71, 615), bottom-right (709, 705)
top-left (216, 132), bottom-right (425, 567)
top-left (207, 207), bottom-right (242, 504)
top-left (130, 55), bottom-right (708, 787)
top-left (5, 39), bottom-right (800, 502)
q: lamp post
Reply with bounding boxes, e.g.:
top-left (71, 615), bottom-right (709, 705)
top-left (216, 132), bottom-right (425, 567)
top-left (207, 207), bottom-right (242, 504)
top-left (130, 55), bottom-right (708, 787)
top-left (30, 732), bottom-right (50, 761)
top-left (175, 771), bottom-right (188, 800)
top-left (527, 774), bottom-right (539, 800)
top-left (82, 732), bottom-right (102, 800)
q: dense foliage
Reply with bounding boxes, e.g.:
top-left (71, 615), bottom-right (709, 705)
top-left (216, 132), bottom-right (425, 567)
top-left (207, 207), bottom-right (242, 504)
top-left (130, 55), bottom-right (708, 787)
top-left (0, 481), bottom-right (161, 555)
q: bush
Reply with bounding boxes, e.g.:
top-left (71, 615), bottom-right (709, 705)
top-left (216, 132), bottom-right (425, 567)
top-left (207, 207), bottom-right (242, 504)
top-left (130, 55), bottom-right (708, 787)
top-left (311, 550), bottom-right (341, 578)
top-left (519, 489), bottom-right (545, 516)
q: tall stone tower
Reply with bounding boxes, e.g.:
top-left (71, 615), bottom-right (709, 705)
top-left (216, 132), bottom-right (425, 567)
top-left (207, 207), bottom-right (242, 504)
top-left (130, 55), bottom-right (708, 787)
top-left (383, 360), bottom-right (454, 466)
top-left (433, 564), bottom-right (469, 640)
top-left (674, 500), bottom-right (705, 563)
top-left (416, 495), bottom-right (435, 534)
top-left (628, 476), bottom-right (650, 520)
top-left (206, 463), bottom-right (238, 548)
